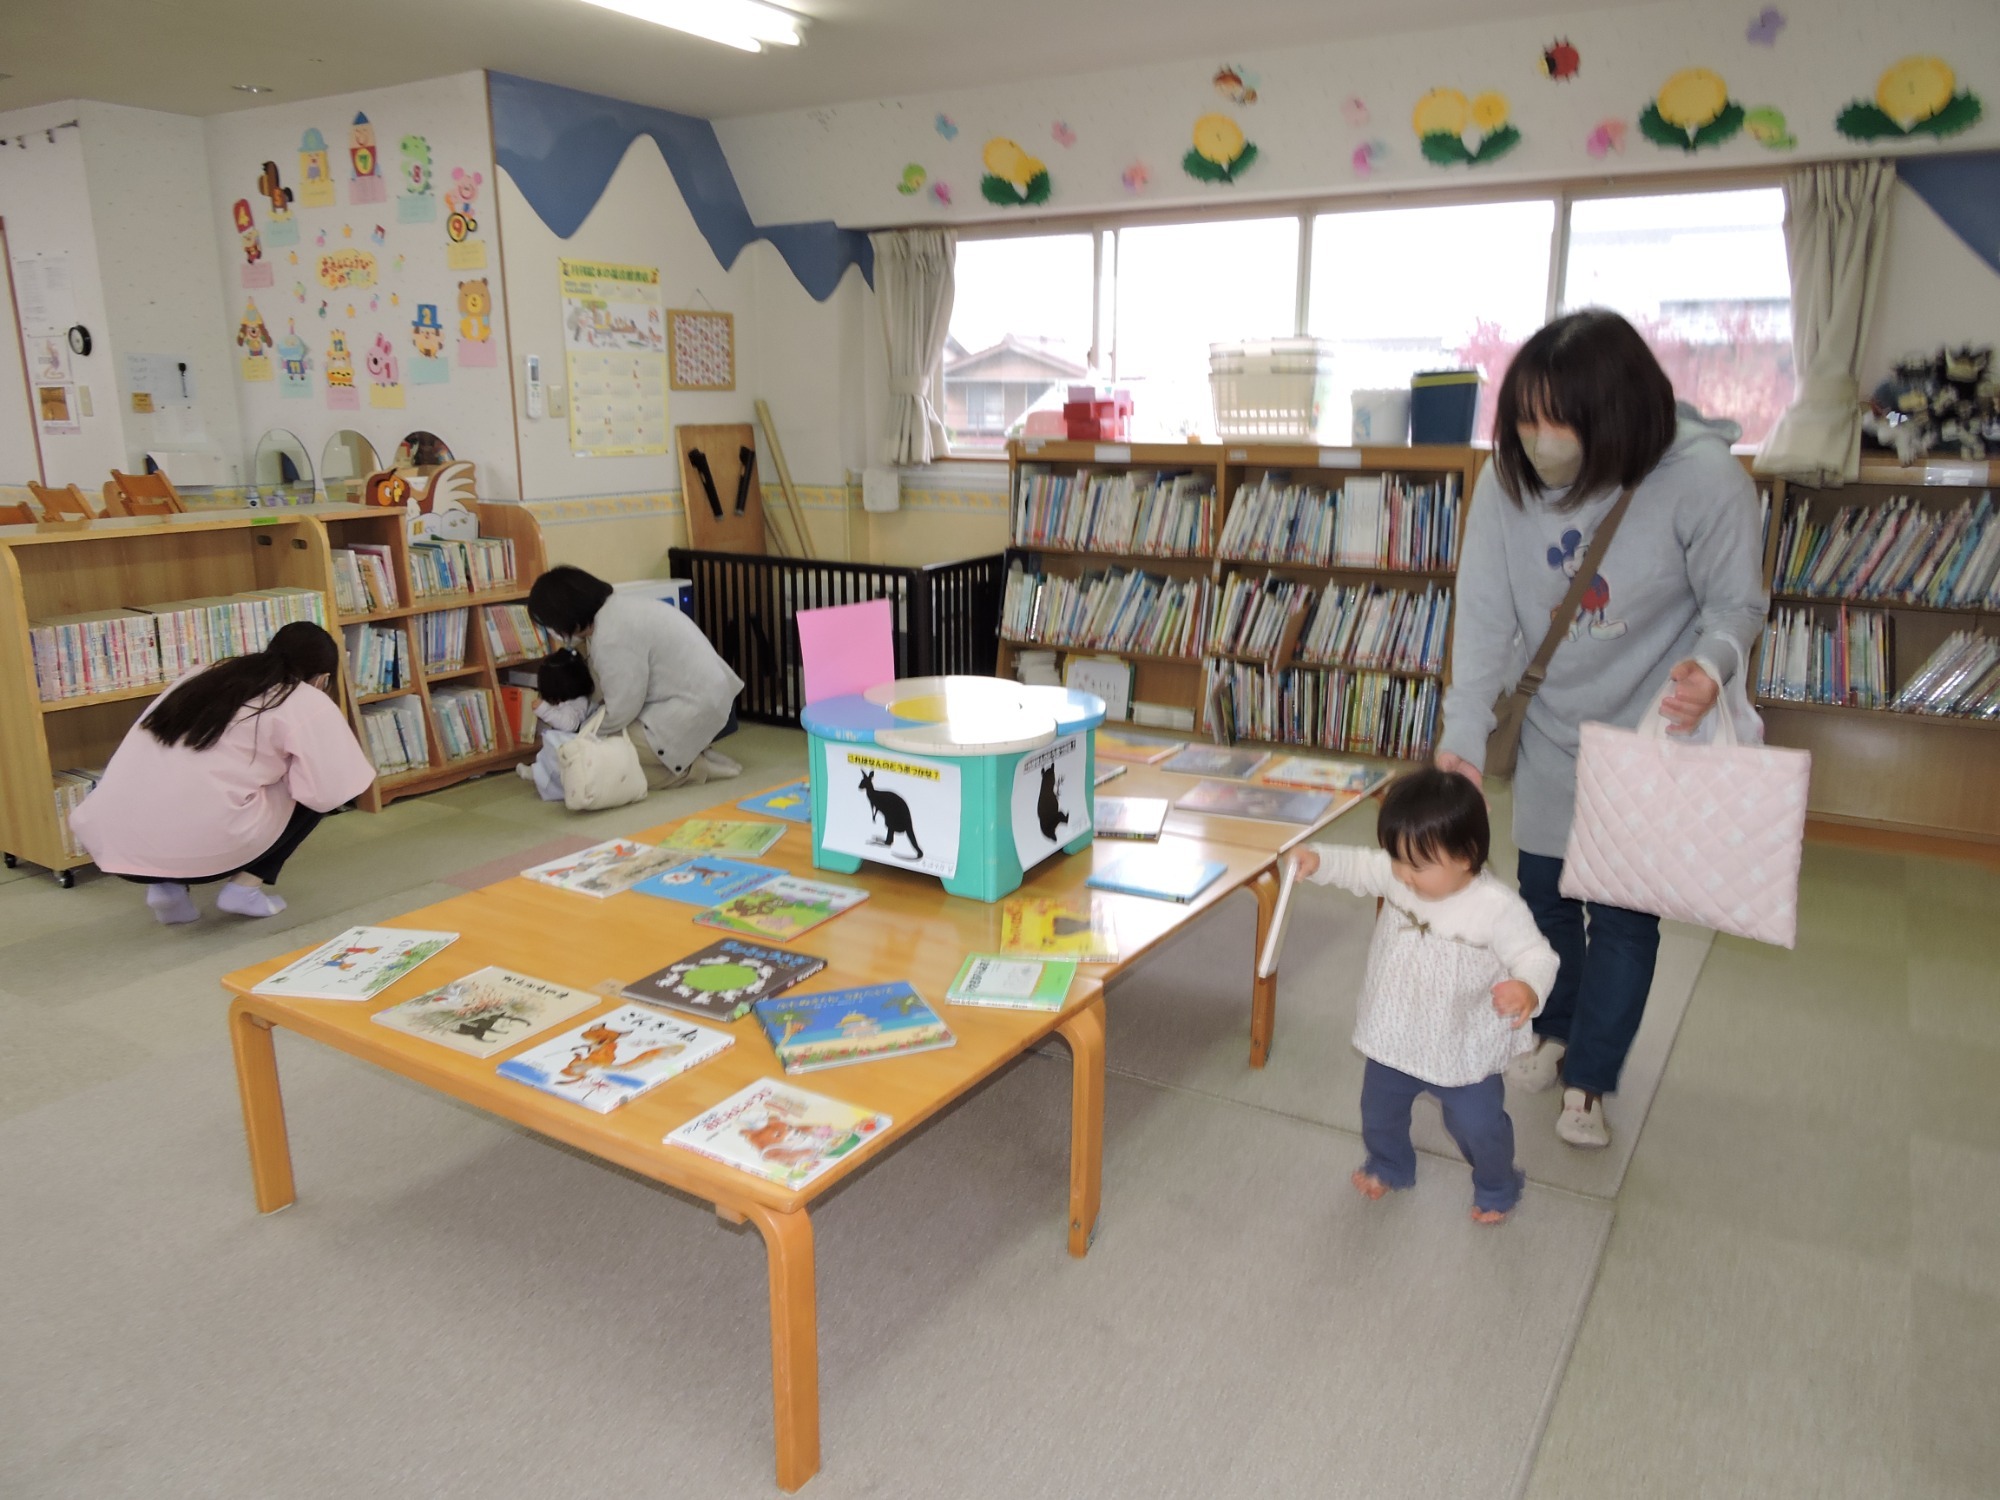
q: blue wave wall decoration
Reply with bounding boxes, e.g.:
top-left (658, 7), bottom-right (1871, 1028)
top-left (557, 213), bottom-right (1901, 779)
top-left (1898, 150), bottom-right (2000, 279)
top-left (487, 72), bottom-right (873, 301)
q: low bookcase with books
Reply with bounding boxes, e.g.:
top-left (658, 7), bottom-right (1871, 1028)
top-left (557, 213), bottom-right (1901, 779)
top-left (999, 441), bottom-right (1480, 766)
top-left (1756, 458), bottom-right (2000, 841)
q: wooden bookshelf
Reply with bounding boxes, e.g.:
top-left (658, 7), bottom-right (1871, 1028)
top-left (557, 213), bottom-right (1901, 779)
top-left (1755, 460), bottom-right (1999, 842)
top-left (0, 502), bottom-right (551, 882)
top-left (1000, 441), bottom-right (1481, 762)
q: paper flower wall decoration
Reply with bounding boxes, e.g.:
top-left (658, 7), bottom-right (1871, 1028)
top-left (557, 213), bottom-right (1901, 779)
top-left (935, 114), bottom-right (959, 140)
top-left (1183, 113), bottom-right (1258, 183)
top-left (1412, 89), bottom-right (1520, 167)
top-left (1837, 57), bottom-right (1983, 140)
top-left (980, 138), bottom-right (1052, 207)
top-left (1214, 66), bottom-right (1259, 106)
top-left (931, 182), bottom-right (953, 206)
top-left (1746, 7), bottom-right (1785, 46)
top-left (1640, 69), bottom-right (1745, 151)
top-left (1052, 121), bottom-right (1077, 148)
top-left (1121, 163), bottom-right (1150, 193)
top-left (1585, 119), bottom-right (1627, 157)
top-left (898, 164), bottom-right (926, 195)
top-left (1352, 140), bottom-right (1385, 175)
top-left (1745, 106), bottom-right (1797, 149)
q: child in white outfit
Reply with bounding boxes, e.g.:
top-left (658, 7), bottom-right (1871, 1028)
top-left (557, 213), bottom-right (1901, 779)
top-left (1293, 767), bottom-right (1559, 1223)
top-left (523, 649), bottom-right (593, 802)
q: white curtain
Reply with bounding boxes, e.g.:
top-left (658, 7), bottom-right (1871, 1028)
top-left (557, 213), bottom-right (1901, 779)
top-left (1755, 160), bottom-right (1897, 486)
top-left (870, 229), bottom-right (956, 465)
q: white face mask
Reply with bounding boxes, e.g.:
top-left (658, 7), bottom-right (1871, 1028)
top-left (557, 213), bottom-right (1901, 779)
top-left (1523, 428), bottom-right (1584, 489)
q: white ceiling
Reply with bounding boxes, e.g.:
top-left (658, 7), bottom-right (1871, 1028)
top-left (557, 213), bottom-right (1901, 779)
top-left (3, 0), bottom-right (1646, 122)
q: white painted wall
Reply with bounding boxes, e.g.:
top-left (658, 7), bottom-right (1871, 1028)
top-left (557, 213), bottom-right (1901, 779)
top-left (203, 71), bottom-right (519, 499)
top-left (1863, 180), bottom-right (2000, 385)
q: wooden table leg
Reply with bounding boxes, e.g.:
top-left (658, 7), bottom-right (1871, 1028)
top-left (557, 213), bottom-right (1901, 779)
top-left (228, 1000), bottom-right (296, 1213)
top-left (1055, 995), bottom-right (1106, 1258)
top-left (1249, 869), bottom-right (1279, 1069)
top-left (744, 1203), bottom-right (820, 1492)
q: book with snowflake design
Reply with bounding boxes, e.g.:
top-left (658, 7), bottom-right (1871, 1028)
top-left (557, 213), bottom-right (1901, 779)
top-left (621, 938), bottom-right (827, 1023)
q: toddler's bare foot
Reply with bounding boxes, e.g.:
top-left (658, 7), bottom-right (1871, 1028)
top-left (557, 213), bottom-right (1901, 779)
top-left (1351, 1169), bottom-right (1390, 1200)
top-left (1470, 1206), bottom-right (1509, 1225)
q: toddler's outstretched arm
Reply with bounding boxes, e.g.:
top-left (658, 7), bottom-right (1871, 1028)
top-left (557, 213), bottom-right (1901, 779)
top-left (1291, 843), bottom-right (1397, 899)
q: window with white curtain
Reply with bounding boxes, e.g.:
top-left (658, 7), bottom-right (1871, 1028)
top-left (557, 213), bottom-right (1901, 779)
top-left (944, 233), bottom-right (1095, 452)
top-left (1562, 188), bottom-right (1794, 445)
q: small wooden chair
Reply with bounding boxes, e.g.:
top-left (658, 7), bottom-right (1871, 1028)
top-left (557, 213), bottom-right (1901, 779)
top-left (107, 469), bottom-right (187, 517)
top-left (0, 500), bottom-right (36, 525)
top-left (26, 481), bottom-right (96, 521)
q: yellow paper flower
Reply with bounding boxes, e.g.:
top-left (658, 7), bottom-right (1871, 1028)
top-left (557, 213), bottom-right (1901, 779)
top-left (1471, 93), bottom-right (1510, 132)
top-left (1656, 69), bottom-right (1729, 130)
top-left (1412, 88), bottom-right (1469, 138)
top-left (1192, 113), bottom-right (1247, 166)
top-left (982, 137), bottom-right (1043, 188)
top-left (1876, 55), bottom-right (1955, 127)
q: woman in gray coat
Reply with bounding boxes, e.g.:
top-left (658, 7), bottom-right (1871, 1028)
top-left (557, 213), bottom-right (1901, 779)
top-left (528, 566), bottom-right (745, 787)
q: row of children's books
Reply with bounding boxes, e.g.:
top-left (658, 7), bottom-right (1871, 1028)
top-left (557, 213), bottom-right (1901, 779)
top-left (1208, 574), bottom-right (1451, 675)
top-left (1214, 473), bottom-right (1461, 572)
top-left (52, 767), bottom-right (101, 858)
top-left (410, 536), bottom-right (517, 598)
top-left (431, 686), bottom-right (498, 760)
top-left (1011, 469), bottom-right (1217, 556)
top-left (1772, 491), bottom-right (2000, 608)
top-left (1755, 606), bottom-right (1892, 708)
top-left (359, 696), bottom-right (429, 775)
top-left (1890, 630), bottom-right (2000, 718)
top-left (29, 588), bottom-right (327, 702)
top-left (1203, 659), bottom-right (1440, 759)
top-left (330, 545), bottom-right (399, 614)
top-left (1000, 562), bottom-right (1209, 659)
top-left (482, 603), bottom-right (554, 663)
top-left (344, 622), bottom-right (411, 696)
top-left (417, 608), bottom-right (470, 673)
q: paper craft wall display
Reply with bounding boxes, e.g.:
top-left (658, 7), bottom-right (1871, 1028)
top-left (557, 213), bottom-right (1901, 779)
top-left (668, 309), bottom-right (735, 390)
top-left (897, 163), bottom-right (926, 195)
top-left (457, 278), bottom-right (497, 367)
top-left (397, 134), bottom-right (436, 223)
top-left (1412, 88), bottom-right (1521, 167)
top-left (1586, 119), bottom-right (1628, 157)
top-left (277, 325), bottom-right (312, 398)
top-left (445, 167), bottom-right (487, 268)
top-left (257, 161), bottom-right (298, 246)
top-left (348, 112), bottom-right (387, 204)
top-left (237, 299), bottom-right (273, 381)
top-left (233, 199), bottom-right (273, 287)
top-left (1745, 107), bottom-right (1797, 150)
top-left (1184, 114), bottom-right (1258, 183)
top-left (1213, 65), bottom-right (1259, 105)
top-left (1641, 69), bottom-right (1745, 152)
top-left (408, 303), bottom-right (449, 384)
top-left (366, 333), bottom-right (404, 408)
top-left (318, 249), bottom-right (376, 289)
top-left (405, 460), bottom-right (480, 541)
top-left (325, 328), bottom-right (359, 410)
top-left (980, 138), bottom-right (1051, 207)
top-left (1540, 39), bottom-right (1580, 81)
top-left (364, 470), bottom-right (410, 510)
top-left (1010, 733), bottom-right (1090, 869)
top-left (298, 128), bottom-right (335, 208)
top-left (819, 746), bottom-right (962, 880)
top-left (1838, 57), bottom-right (1982, 141)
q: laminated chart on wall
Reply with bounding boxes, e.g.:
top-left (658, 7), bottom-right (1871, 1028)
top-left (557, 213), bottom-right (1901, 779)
top-left (559, 258), bottom-right (668, 458)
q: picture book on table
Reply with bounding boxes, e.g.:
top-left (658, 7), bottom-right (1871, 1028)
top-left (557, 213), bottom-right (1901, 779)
top-left (1092, 763), bottom-right (1127, 788)
top-left (621, 938), bottom-right (826, 1023)
top-left (496, 1004), bottom-right (733, 1113)
top-left (631, 856), bottom-right (779, 907)
top-left (694, 875), bottom-right (868, 942)
top-left (998, 893), bottom-right (1119, 964)
top-left (1176, 779), bottom-right (1334, 825)
top-left (1160, 744), bottom-right (1270, 780)
top-left (753, 981), bottom-right (955, 1073)
top-left (371, 966), bottom-right (599, 1055)
top-left (1260, 756), bottom-right (1387, 795)
top-left (659, 818), bottom-right (787, 858)
top-left (665, 1077), bottom-right (890, 1191)
top-left (738, 780), bottom-right (813, 824)
top-left (1087, 847), bottom-right (1227, 904)
top-left (520, 839), bottom-right (687, 898)
top-left (1093, 795), bottom-right (1169, 840)
top-left (1095, 726), bottom-right (1181, 764)
top-left (251, 926), bottom-right (458, 1002)
top-left (945, 954), bottom-right (1079, 1012)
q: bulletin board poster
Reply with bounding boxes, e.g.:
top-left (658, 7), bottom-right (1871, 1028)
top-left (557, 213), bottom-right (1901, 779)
top-left (558, 258), bottom-right (668, 459)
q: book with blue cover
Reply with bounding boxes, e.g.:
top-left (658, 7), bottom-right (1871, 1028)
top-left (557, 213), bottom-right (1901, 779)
top-left (496, 1005), bottom-right (734, 1113)
top-left (1086, 847), bottom-right (1227, 903)
top-left (752, 981), bottom-right (956, 1074)
top-left (739, 780), bottom-right (813, 824)
top-left (631, 855), bottom-right (780, 907)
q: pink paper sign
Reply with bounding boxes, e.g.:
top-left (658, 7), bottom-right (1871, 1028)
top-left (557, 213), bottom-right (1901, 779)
top-left (797, 598), bottom-right (895, 705)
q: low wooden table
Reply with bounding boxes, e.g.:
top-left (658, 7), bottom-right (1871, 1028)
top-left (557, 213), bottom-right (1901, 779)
top-left (222, 789), bottom-right (1282, 1490)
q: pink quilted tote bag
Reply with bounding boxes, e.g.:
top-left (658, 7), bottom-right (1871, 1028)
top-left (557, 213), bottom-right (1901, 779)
top-left (1560, 682), bottom-right (1811, 948)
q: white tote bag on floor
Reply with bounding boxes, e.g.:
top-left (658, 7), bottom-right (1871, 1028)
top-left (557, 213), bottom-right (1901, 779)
top-left (556, 707), bottom-right (649, 812)
top-left (1560, 679), bottom-right (1811, 948)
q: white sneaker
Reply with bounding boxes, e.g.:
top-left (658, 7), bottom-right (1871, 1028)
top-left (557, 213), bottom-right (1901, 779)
top-left (1556, 1088), bottom-right (1611, 1150)
top-left (699, 747), bottom-right (743, 779)
top-left (1507, 1037), bottom-right (1566, 1093)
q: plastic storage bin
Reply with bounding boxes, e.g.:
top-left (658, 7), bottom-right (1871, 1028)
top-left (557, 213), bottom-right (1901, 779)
top-left (1210, 338), bottom-right (1337, 441)
top-left (1410, 370), bottom-right (1481, 444)
top-left (1351, 389), bottom-right (1412, 445)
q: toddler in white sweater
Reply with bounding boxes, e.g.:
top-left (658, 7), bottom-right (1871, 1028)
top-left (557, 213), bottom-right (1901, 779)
top-left (1293, 767), bottom-right (1559, 1223)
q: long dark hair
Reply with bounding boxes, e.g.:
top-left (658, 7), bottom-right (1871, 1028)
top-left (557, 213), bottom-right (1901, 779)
top-left (528, 565), bottom-right (614, 639)
top-left (144, 621), bottom-right (340, 751)
top-left (1491, 309), bottom-right (1678, 511)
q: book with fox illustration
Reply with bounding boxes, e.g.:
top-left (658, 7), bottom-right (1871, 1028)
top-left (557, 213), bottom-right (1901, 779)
top-left (752, 981), bottom-right (955, 1073)
top-left (665, 1078), bottom-right (891, 1191)
top-left (496, 1005), bottom-right (733, 1113)
top-left (372, 966), bottom-right (600, 1056)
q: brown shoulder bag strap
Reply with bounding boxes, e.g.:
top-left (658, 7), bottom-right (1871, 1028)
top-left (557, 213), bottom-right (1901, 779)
top-left (1513, 484), bottom-right (1637, 700)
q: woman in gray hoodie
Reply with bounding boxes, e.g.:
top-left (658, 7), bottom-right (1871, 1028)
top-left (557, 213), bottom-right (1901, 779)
top-left (1436, 310), bottom-right (1768, 1151)
top-left (528, 566), bottom-right (745, 788)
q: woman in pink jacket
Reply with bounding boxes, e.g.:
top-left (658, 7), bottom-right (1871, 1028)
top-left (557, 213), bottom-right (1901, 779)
top-left (71, 622), bottom-right (376, 924)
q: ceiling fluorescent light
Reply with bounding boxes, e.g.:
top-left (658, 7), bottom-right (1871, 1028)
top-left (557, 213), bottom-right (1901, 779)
top-left (575, 0), bottom-right (804, 51)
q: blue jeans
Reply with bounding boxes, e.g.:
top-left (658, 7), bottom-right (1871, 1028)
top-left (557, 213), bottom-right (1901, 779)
top-left (1515, 851), bottom-right (1661, 1096)
top-left (1359, 1059), bottom-right (1524, 1215)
